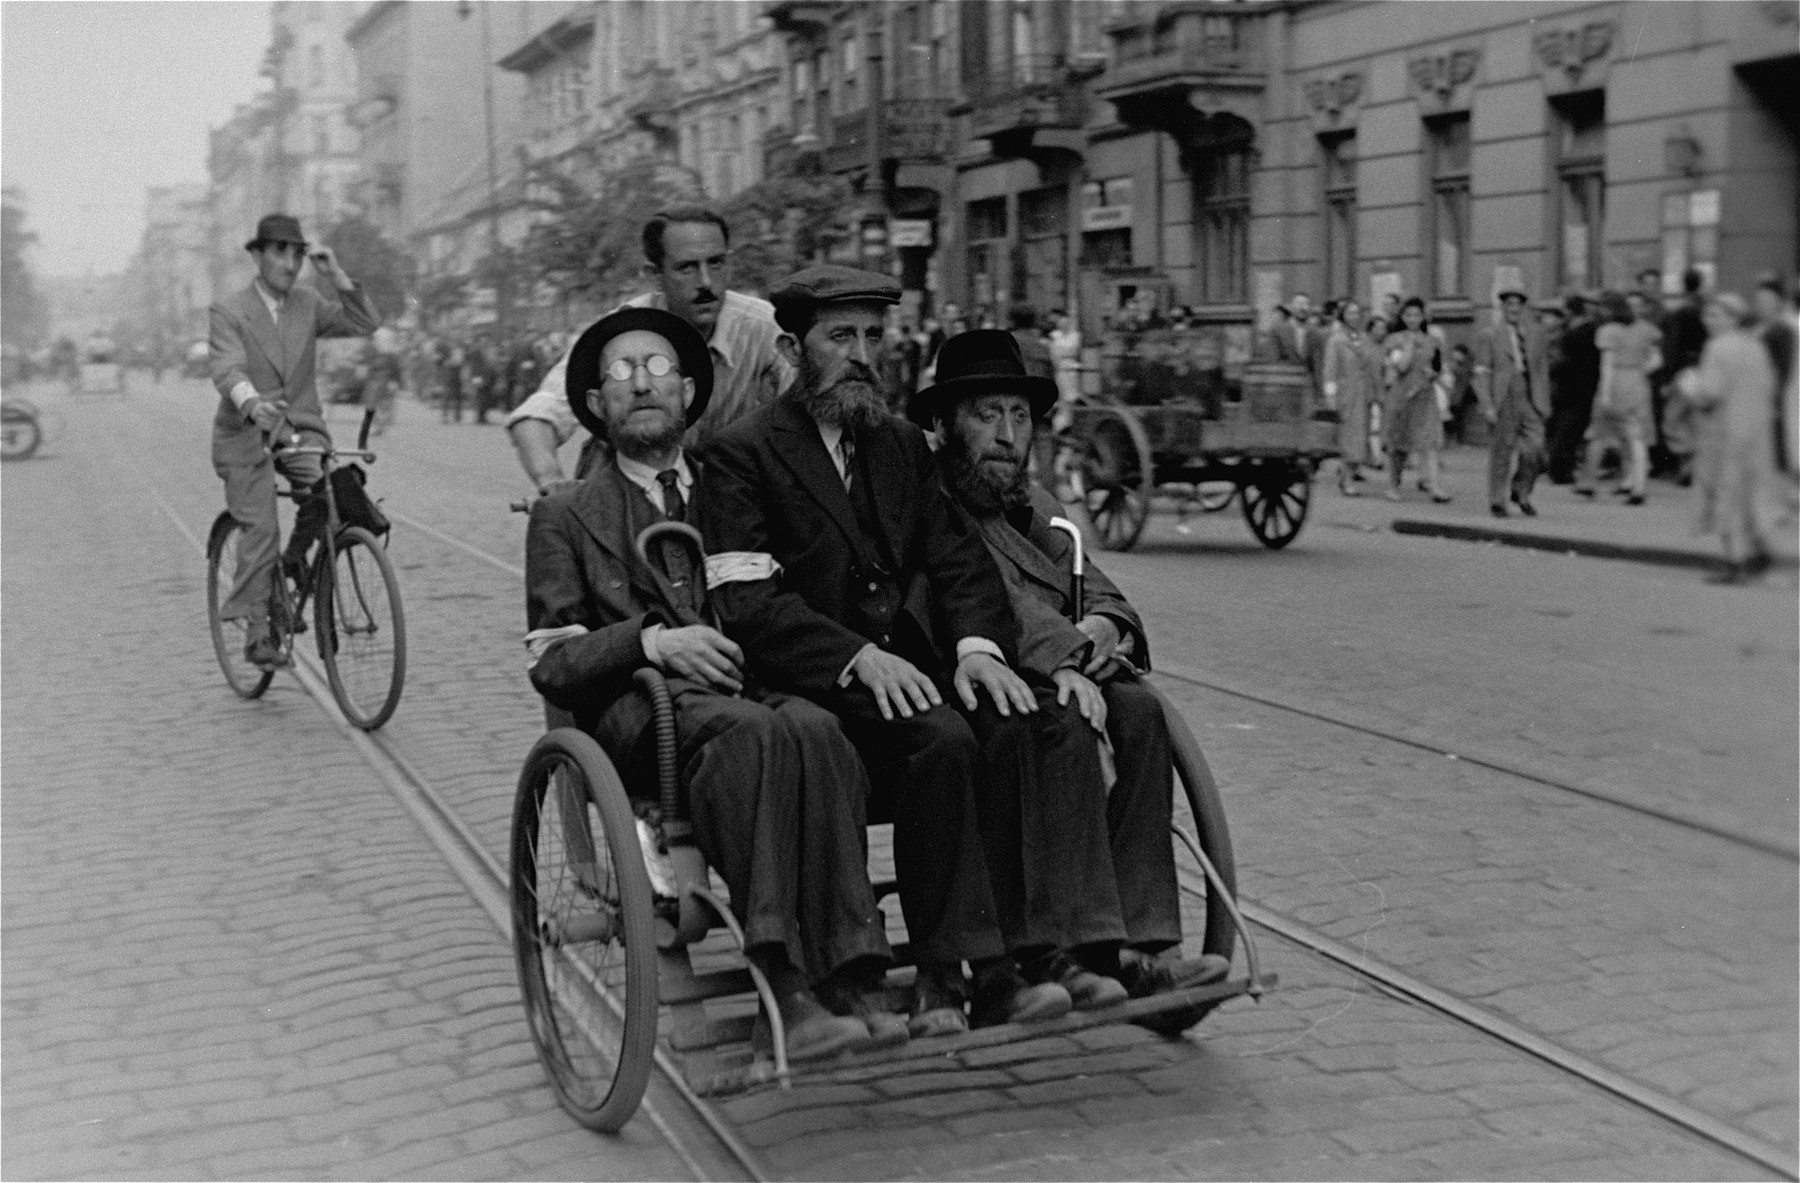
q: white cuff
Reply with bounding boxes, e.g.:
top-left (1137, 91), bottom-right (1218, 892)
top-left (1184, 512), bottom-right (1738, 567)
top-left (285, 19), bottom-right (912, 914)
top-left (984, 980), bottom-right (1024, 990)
top-left (955, 637), bottom-right (1004, 664)
top-left (641, 622), bottom-right (664, 667)
top-left (524, 623), bottom-right (590, 670)
top-left (230, 380), bottom-right (260, 414)
top-left (837, 642), bottom-right (877, 688)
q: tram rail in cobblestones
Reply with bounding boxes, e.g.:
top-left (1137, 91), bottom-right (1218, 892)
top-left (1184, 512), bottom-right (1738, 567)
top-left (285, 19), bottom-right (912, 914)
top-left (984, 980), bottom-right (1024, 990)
top-left (1151, 662), bottom-right (1799, 863)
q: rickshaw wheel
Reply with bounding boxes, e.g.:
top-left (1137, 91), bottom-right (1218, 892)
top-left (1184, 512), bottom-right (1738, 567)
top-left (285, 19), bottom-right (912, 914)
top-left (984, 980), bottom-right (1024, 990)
top-left (1140, 685), bottom-right (1241, 1035)
top-left (512, 729), bottom-right (658, 1132)
top-left (1080, 419), bottom-right (1150, 551)
top-left (1240, 466), bottom-right (1312, 549)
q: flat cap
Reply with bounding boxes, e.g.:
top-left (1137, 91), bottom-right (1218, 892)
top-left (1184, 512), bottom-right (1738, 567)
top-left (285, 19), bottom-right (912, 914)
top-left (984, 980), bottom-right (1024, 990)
top-left (770, 265), bottom-right (900, 336)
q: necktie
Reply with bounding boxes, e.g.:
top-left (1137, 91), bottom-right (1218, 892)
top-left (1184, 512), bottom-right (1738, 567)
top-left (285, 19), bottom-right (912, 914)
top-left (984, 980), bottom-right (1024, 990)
top-left (1509, 325), bottom-right (1525, 375)
top-left (836, 436), bottom-right (855, 492)
top-left (656, 469), bottom-right (685, 522)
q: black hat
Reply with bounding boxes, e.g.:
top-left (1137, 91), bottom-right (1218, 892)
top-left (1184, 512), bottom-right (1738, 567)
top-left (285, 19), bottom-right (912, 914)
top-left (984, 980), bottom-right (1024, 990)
top-left (1496, 285), bottom-right (1531, 304)
top-left (769, 265), bottom-right (900, 336)
top-left (564, 306), bottom-right (713, 439)
top-left (246, 213), bottom-right (308, 252)
top-left (907, 329), bottom-right (1058, 429)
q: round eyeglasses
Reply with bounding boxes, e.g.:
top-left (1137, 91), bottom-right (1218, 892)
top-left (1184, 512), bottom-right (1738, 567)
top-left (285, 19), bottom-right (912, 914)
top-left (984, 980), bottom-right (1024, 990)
top-left (605, 354), bottom-right (677, 382)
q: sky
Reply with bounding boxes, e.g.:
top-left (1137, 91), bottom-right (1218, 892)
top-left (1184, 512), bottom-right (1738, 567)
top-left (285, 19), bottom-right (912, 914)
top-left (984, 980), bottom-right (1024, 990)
top-left (2, 0), bottom-right (274, 277)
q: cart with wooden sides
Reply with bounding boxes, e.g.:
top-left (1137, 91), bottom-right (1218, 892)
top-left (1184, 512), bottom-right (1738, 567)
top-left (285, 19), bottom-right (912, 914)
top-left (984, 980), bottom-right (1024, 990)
top-left (1059, 325), bottom-right (1340, 552)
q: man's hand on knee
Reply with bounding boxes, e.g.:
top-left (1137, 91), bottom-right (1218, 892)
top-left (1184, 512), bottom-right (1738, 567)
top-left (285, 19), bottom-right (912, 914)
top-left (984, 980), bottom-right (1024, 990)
top-left (954, 652), bottom-right (1036, 718)
top-left (651, 625), bottom-right (744, 694)
top-left (1051, 668), bottom-right (1107, 732)
top-left (850, 647), bottom-right (942, 721)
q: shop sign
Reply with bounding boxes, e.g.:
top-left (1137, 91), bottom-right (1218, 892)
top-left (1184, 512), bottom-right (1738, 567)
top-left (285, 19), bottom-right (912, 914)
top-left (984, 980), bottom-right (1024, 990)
top-left (1081, 204), bottom-right (1133, 232)
top-left (889, 219), bottom-right (933, 248)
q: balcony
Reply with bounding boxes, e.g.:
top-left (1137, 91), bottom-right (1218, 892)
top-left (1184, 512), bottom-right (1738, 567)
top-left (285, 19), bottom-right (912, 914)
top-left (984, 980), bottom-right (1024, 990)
top-left (820, 99), bottom-right (950, 175)
top-left (1097, 2), bottom-right (1268, 141)
top-left (764, 0), bottom-right (833, 38)
top-left (968, 54), bottom-right (1090, 160)
top-left (626, 66), bottom-right (678, 149)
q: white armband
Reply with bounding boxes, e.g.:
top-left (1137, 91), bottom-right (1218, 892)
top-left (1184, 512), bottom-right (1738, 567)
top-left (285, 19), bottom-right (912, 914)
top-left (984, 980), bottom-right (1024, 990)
top-left (524, 623), bottom-right (589, 670)
top-left (704, 551), bottom-right (783, 589)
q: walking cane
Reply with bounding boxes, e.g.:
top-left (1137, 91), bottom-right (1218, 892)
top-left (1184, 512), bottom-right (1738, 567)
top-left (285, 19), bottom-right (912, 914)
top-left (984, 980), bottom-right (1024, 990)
top-left (1047, 516), bottom-right (1085, 623)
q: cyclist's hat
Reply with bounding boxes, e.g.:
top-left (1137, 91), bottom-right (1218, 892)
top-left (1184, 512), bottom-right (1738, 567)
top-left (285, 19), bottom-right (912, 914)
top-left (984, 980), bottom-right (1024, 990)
top-left (908, 329), bottom-right (1057, 429)
top-left (565, 306), bottom-right (713, 439)
top-left (246, 214), bottom-right (308, 252)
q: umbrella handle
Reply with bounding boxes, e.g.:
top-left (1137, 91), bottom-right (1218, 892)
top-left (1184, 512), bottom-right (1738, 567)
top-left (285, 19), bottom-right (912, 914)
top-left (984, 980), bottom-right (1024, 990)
top-left (1048, 516), bottom-right (1085, 623)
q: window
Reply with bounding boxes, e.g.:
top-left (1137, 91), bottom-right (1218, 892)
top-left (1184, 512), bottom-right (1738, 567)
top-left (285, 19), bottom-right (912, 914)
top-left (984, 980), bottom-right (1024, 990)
top-left (1195, 147), bottom-right (1251, 304)
top-left (840, 33), bottom-right (860, 113)
top-left (966, 197), bottom-right (1009, 309)
top-left (793, 59), bottom-right (812, 135)
top-left (1320, 132), bottom-right (1357, 302)
top-left (813, 49), bottom-right (830, 127)
top-left (1555, 92), bottom-right (1605, 292)
top-left (1426, 114), bottom-right (1471, 298)
top-left (1020, 186), bottom-right (1069, 312)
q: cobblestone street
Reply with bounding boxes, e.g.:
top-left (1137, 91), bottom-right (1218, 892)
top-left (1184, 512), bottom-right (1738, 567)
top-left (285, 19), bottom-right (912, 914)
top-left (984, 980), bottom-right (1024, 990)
top-left (3, 378), bottom-right (1794, 1180)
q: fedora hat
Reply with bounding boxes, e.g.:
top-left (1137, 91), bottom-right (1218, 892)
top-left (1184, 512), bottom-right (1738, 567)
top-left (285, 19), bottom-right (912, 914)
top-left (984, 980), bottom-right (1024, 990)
top-left (565, 305), bottom-right (713, 439)
top-left (907, 329), bottom-right (1058, 429)
top-left (245, 213), bottom-right (308, 252)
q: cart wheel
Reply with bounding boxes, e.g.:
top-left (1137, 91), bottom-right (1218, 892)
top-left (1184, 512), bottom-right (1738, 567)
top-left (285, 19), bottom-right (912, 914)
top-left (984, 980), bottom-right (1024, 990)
top-left (1195, 482), bottom-right (1236, 513)
top-left (205, 512), bottom-right (275, 700)
top-left (513, 729), bottom-right (658, 1132)
top-left (1080, 419), bottom-right (1150, 551)
top-left (1141, 685), bottom-right (1240, 1035)
top-left (1, 408), bottom-right (42, 461)
top-left (315, 527), bottom-right (406, 730)
top-left (1240, 468), bottom-right (1311, 549)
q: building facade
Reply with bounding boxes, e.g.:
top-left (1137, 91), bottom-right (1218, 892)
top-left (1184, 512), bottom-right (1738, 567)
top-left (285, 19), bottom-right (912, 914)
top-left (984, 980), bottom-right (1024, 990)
top-left (756, 0), bottom-right (1796, 349)
top-left (123, 184), bottom-right (213, 357)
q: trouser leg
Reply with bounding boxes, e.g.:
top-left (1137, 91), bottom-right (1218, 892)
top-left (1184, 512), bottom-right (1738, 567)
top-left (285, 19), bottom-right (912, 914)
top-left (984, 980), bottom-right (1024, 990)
top-left (1102, 678), bottom-right (1181, 950)
top-left (833, 694), bottom-right (1006, 967)
top-left (217, 456), bottom-right (278, 622)
top-left (1510, 405), bottom-right (1544, 502)
top-left (1489, 397), bottom-right (1518, 506)
top-left (277, 433), bottom-right (326, 569)
top-left (961, 691), bottom-right (1124, 954)
top-left (766, 692), bottom-right (892, 981)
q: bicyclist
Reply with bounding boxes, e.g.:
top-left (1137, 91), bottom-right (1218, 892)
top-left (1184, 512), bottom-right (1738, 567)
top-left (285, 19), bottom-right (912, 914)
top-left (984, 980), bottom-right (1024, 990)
top-left (209, 214), bottom-right (381, 669)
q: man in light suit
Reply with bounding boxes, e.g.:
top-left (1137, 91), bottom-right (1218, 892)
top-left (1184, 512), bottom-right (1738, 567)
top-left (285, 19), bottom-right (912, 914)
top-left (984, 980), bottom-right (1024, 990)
top-left (524, 306), bottom-right (896, 1059)
top-left (1472, 286), bottom-right (1553, 516)
top-left (913, 330), bottom-right (1231, 1023)
top-left (209, 214), bottom-right (381, 667)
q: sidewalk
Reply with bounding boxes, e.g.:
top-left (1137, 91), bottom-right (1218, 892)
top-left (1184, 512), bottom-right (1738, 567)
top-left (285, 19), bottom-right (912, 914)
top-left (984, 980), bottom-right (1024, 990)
top-left (1319, 445), bottom-right (1799, 572)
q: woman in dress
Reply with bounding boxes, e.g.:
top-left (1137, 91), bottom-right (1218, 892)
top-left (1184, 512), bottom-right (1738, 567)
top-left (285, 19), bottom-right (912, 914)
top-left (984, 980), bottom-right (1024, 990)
top-left (1576, 291), bottom-right (1662, 504)
top-left (1321, 299), bottom-right (1377, 494)
top-left (1684, 292), bottom-right (1779, 582)
top-left (1382, 297), bottom-right (1450, 502)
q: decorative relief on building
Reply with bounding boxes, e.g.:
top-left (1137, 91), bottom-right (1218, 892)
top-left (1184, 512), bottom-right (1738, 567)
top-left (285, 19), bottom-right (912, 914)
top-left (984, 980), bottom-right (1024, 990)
top-left (1407, 48), bottom-right (1480, 112)
top-left (1533, 21), bottom-right (1616, 91)
top-left (1302, 71), bottom-right (1365, 131)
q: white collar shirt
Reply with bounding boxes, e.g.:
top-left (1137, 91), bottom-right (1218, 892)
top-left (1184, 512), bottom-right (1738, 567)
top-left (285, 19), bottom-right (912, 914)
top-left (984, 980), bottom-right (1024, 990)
top-left (613, 450), bottom-right (694, 517)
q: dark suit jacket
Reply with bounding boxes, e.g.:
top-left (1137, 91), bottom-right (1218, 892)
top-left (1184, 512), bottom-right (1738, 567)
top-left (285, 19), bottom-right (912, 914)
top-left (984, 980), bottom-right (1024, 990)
top-left (697, 399), bottom-right (1018, 701)
top-left (964, 484), bottom-right (1149, 682)
top-left (208, 278), bottom-right (381, 467)
top-left (525, 453), bottom-right (694, 717)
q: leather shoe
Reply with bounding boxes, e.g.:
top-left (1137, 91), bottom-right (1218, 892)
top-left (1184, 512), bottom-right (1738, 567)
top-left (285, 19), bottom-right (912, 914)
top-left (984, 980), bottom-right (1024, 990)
top-left (1029, 950), bottom-right (1127, 1011)
top-left (1116, 950), bottom-right (1230, 999)
top-left (970, 960), bottom-right (1071, 1029)
top-left (816, 973), bottom-right (909, 1050)
top-left (1510, 495), bottom-right (1537, 516)
top-left (907, 964), bottom-right (968, 1038)
top-left (1489, 503), bottom-right (1509, 518)
top-left (752, 990), bottom-right (872, 1063)
top-left (244, 632), bottom-right (290, 670)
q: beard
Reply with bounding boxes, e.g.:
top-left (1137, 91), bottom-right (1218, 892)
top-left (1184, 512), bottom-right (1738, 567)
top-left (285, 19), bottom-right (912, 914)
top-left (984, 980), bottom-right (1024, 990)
top-left (943, 429), bottom-right (1031, 515)
top-left (790, 352), bottom-right (891, 431)
top-left (609, 405), bottom-right (685, 461)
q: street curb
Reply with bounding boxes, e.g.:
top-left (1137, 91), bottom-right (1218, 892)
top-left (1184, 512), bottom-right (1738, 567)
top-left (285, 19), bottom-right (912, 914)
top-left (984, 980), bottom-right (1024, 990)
top-left (1390, 519), bottom-right (1735, 571)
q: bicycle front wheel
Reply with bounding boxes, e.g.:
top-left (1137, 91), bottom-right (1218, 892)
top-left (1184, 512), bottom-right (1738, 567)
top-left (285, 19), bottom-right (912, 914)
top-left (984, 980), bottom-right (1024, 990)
top-left (314, 526), bottom-right (406, 730)
top-left (206, 512), bottom-right (275, 700)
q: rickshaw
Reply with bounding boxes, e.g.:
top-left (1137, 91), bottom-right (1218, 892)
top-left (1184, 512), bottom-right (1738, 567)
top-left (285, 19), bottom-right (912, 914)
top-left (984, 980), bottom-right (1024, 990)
top-left (509, 519), bottom-right (1272, 1132)
top-left (1060, 323), bottom-right (1340, 551)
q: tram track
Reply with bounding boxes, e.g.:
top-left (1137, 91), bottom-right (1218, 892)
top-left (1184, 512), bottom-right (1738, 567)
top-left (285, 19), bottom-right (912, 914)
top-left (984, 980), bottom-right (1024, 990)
top-left (118, 421), bottom-right (765, 1183)
top-left (112, 390), bottom-right (1793, 1178)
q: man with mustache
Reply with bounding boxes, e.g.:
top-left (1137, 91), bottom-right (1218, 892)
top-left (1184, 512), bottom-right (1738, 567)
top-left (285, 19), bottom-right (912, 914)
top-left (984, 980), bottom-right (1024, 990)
top-left (506, 205), bottom-right (793, 495)
top-left (698, 266), bottom-right (1132, 1034)
top-left (524, 306), bottom-right (898, 1060)
top-left (914, 331), bottom-right (1232, 1024)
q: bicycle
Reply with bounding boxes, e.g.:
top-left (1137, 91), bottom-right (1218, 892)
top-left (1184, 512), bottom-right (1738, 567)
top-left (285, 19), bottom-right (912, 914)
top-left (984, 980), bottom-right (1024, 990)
top-left (206, 408), bottom-right (407, 730)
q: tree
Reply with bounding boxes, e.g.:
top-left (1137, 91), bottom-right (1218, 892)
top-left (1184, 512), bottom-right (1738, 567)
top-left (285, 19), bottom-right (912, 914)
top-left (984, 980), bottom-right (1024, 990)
top-left (720, 171), bottom-right (854, 297)
top-left (515, 156), bottom-right (702, 309)
top-left (2, 188), bottom-right (49, 349)
top-left (321, 215), bottom-right (415, 322)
